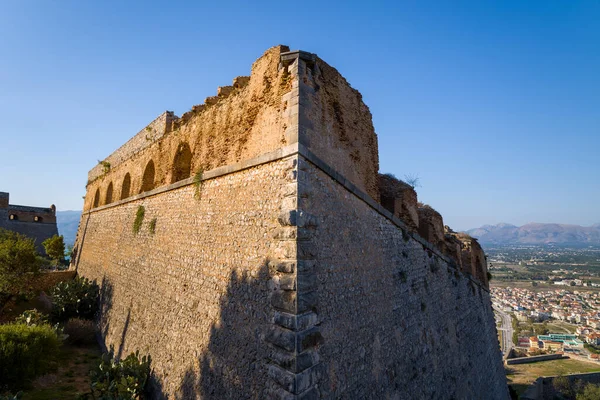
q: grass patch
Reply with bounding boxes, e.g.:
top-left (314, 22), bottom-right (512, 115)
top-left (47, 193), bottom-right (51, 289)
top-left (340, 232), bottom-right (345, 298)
top-left (506, 358), bottom-right (600, 396)
top-left (148, 218), bottom-right (157, 235)
top-left (22, 343), bottom-right (102, 400)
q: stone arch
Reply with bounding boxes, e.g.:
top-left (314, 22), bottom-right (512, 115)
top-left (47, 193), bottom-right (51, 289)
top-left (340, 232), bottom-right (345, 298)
top-left (93, 188), bottom-right (100, 208)
top-left (121, 173), bottom-right (131, 200)
top-left (140, 160), bottom-right (156, 193)
top-left (171, 142), bottom-right (193, 183)
top-left (105, 182), bottom-right (114, 205)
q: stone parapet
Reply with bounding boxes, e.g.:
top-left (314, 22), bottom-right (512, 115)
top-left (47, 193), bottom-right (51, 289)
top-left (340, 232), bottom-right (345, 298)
top-left (378, 173), bottom-right (419, 231)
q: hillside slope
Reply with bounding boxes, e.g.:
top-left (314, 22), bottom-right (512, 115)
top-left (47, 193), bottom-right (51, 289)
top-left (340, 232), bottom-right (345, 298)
top-left (466, 223), bottom-right (600, 245)
top-left (56, 210), bottom-right (81, 246)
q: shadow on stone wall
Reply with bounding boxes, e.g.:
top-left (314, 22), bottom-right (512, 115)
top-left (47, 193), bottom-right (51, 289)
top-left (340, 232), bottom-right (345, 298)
top-left (99, 275), bottom-right (114, 342)
top-left (173, 261), bottom-right (271, 400)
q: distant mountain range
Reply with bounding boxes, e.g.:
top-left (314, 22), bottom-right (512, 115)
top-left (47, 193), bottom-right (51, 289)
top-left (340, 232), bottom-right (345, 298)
top-left (466, 222), bottom-right (600, 245)
top-left (56, 210), bottom-right (82, 246)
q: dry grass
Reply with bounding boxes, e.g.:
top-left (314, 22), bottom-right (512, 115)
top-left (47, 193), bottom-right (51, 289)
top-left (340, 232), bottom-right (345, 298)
top-left (506, 358), bottom-right (600, 395)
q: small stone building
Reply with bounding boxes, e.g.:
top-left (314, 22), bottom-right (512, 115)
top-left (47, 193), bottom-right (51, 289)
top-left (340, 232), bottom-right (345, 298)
top-left (0, 191), bottom-right (59, 255)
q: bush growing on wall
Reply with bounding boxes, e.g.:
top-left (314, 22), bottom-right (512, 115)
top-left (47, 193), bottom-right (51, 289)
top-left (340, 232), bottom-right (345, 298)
top-left (133, 206), bottom-right (145, 234)
top-left (51, 277), bottom-right (99, 322)
top-left (0, 323), bottom-right (60, 390)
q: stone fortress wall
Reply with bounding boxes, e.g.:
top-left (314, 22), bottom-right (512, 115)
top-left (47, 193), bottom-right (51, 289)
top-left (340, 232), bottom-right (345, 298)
top-left (0, 192), bottom-right (58, 254)
top-left (72, 46), bottom-right (507, 399)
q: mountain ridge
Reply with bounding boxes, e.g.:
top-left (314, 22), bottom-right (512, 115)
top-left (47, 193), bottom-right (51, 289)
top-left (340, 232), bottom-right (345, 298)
top-left (466, 222), bottom-right (600, 245)
top-left (56, 210), bottom-right (82, 246)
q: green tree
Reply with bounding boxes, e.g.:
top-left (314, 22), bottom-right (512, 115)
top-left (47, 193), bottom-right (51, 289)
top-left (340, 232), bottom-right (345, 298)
top-left (577, 383), bottom-right (600, 400)
top-left (42, 235), bottom-right (65, 265)
top-left (553, 375), bottom-right (573, 398)
top-left (0, 229), bottom-right (39, 296)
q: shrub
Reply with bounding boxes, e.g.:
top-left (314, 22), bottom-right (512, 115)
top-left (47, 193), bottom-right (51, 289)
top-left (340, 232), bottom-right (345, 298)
top-left (0, 229), bottom-right (39, 296)
top-left (42, 235), bottom-right (65, 265)
top-left (89, 351), bottom-right (151, 399)
top-left (553, 375), bottom-right (573, 398)
top-left (51, 277), bottom-right (99, 322)
top-left (64, 318), bottom-right (97, 346)
top-left (578, 383), bottom-right (600, 400)
top-left (14, 309), bottom-right (48, 326)
top-left (0, 323), bottom-right (60, 390)
top-left (0, 392), bottom-right (23, 400)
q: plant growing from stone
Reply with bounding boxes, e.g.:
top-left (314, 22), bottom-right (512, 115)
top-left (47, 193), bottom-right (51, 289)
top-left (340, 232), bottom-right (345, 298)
top-left (148, 218), bottom-right (157, 235)
top-left (133, 206), bottom-right (145, 234)
top-left (98, 160), bottom-right (111, 174)
top-left (193, 167), bottom-right (204, 200)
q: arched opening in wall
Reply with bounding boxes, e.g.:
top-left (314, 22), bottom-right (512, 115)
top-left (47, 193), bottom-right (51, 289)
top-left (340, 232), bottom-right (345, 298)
top-left (34, 216), bottom-right (43, 222)
top-left (121, 173), bottom-right (131, 200)
top-left (105, 182), bottom-right (113, 204)
top-left (9, 214), bottom-right (18, 220)
top-left (93, 188), bottom-right (100, 208)
top-left (171, 142), bottom-right (192, 183)
top-left (140, 160), bottom-right (156, 193)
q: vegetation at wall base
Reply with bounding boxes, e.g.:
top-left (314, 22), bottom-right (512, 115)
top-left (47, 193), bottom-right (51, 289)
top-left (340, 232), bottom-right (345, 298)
top-left (14, 309), bottom-right (48, 326)
top-left (84, 351), bottom-right (151, 400)
top-left (64, 318), bottom-right (97, 346)
top-left (51, 277), bottom-right (99, 322)
top-left (0, 323), bottom-right (60, 390)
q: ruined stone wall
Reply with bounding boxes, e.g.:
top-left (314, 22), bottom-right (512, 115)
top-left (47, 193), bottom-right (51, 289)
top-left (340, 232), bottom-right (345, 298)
top-left (299, 157), bottom-right (507, 398)
top-left (84, 45), bottom-right (295, 212)
top-left (87, 112), bottom-right (176, 183)
top-left (74, 156), bottom-right (297, 399)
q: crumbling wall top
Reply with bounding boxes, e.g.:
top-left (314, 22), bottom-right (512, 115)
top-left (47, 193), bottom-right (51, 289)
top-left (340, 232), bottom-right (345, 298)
top-left (88, 111), bottom-right (176, 184)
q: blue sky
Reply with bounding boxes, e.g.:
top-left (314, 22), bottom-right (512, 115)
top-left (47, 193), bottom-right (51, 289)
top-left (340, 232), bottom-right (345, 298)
top-left (1, 1), bottom-right (598, 231)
